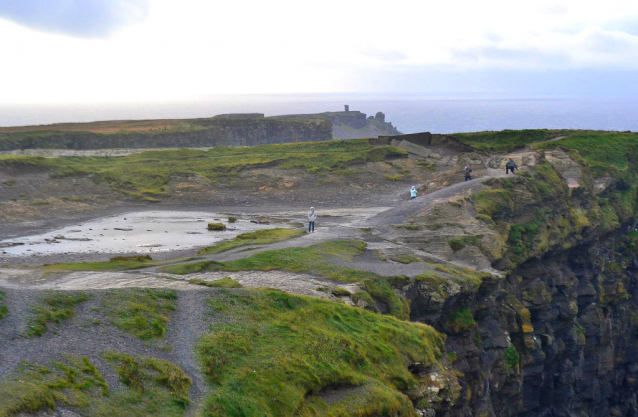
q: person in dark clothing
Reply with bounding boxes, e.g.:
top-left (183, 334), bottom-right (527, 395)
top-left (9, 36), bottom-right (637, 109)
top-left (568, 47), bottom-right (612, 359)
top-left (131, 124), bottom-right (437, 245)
top-left (464, 165), bottom-right (472, 181)
top-left (506, 158), bottom-right (518, 174)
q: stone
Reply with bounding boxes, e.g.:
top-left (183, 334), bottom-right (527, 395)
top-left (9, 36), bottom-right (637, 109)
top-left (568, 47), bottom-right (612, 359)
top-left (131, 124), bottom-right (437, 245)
top-left (397, 140), bottom-right (432, 157)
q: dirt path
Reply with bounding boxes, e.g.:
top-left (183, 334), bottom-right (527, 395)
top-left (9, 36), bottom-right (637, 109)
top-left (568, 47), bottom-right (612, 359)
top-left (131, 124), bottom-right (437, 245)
top-left (361, 173), bottom-right (506, 227)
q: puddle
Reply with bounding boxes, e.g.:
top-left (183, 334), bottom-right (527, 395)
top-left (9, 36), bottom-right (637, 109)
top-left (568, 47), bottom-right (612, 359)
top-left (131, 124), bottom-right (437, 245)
top-left (0, 211), bottom-right (280, 257)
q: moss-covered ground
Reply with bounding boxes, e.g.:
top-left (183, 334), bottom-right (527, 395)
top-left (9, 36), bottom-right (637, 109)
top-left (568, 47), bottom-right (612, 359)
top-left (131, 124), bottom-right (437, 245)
top-left (26, 291), bottom-right (91, 337)
top-left (196, 288), bottom-right (448, 416)
top-left (198, 228), bottom-right (304, 255)
top-left (100, 289), bottom-right (177, 340)
top-left (0, 354), bottom-right (190, 417)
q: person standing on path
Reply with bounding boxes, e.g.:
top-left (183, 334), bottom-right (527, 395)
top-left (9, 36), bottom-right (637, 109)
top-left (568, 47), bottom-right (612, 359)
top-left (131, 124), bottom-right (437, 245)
top-left (308, 207), bottom-right (316, 232)
top-left (410, 186), bottom-right (417, 199)
top-left (506, 158), bottom-right (518, 175)
top-left (464, 165), bottom-right (472, 181)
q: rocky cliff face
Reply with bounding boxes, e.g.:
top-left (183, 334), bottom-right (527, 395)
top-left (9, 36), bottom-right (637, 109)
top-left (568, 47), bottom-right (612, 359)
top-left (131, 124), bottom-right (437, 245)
top-left (0, 117), bottom-right (332, 151)
top-left (383, 148), bottom-right (638, 416)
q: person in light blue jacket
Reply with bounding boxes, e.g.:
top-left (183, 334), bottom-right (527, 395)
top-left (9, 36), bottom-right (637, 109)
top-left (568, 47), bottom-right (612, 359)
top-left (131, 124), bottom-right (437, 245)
top-left (410, 186), bottom-right (417, 199)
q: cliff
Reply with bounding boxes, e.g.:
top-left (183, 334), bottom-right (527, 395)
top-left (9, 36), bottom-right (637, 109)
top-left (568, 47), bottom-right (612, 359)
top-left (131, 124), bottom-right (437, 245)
top-left (276, 110), bottom-right (401, 139)
top-left (378, 130), bottom-right (638, 416)
top-left (0, 117), bottom-right (332, 151)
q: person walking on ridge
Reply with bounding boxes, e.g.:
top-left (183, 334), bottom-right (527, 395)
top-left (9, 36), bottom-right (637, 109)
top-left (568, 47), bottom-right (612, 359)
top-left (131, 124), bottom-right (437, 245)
top-left (308, 207), bottom-right (316, 232)
top-left (505, 158), bottom-right (518, 175)
top-left (410, 186), bottom-right (417, 199)
top-left (464, 164), bottom-right (472, 181)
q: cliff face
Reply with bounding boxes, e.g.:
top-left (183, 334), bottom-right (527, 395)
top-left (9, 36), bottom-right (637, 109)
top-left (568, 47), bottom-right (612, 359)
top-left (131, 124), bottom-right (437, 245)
top-left (0, 117), bottom-right (332, 151)
top-left (386, 146), bottom-right (638, 416)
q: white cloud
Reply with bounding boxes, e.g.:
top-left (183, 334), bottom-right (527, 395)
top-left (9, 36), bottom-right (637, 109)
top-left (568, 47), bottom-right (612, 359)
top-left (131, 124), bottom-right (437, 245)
top-left (0, 0), bottom-right (638, 102)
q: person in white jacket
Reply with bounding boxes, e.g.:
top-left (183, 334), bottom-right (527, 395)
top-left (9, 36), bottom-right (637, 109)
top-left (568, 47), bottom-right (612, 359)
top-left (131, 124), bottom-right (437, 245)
top-left (308, 207), bottom-right (316, 232)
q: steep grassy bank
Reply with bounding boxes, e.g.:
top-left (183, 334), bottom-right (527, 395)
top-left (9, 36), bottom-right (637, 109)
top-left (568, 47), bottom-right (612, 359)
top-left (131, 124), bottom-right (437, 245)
top-left (196, 288), bottom-right (458, 416)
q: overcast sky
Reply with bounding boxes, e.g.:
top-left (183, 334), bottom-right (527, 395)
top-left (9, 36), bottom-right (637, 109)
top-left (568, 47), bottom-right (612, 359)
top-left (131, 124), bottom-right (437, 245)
top-left (1, 0), bottom-right (638, 103)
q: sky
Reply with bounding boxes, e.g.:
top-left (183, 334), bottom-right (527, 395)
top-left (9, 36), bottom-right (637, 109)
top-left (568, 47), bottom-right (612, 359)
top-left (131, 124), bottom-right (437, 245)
top-left (1, 0), bottom-right (638, 103)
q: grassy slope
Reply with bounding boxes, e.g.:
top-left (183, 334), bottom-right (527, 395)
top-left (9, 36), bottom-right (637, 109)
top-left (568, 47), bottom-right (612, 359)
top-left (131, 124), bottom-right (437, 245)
top-left (452, 129), bottom-right (572, 152)
top-left (0, 139), bottom-right (406, 200)
top-left (197, 288), bottom-right (450, 416)
top-left (198, 228), bottom-right (305, 255)
top-left (0, 290), bottom-right (7, 319)
top-left (0, 354), bottom-right (190, 417)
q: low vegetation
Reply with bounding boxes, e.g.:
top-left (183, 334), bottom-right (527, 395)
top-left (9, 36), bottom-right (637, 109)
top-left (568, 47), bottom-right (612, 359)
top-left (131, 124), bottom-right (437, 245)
top-left (196, 288), bottom-right (448, 416)
top-left (0, 139), bottom-right (407, 199)
top-left (448, 235), bottom-right (481, 252)
top-left (101, 289), bottom-right (177, 340)
top-left (164, 240), bottom-right (378, 283)
top-left (41, 255), bottom-right (198, 273)
top-left (0, 354), bottom-right (190, 417)
top-left (453, 129), bottom-right (571, 152)
top-left (26, 291), bottom-right (90, 337)
top-left (207, 222), bottom-right (226, 231)
top-left (446, 308), bottom-right (477, 333)
top-left (198, 228), bottom-right (304, 255)
top-left (189, 277), bottom-right (242, 288)
top-left (0, 290), bottom-right (7, 319)
top-left (101, 352), bottom-right (191, 413)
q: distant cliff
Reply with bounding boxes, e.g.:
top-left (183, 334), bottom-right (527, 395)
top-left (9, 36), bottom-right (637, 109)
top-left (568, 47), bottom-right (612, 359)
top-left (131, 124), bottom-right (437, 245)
top-left (275, 110), bottom-right (401, 139)
top-left (0, 117), bottom-right (332, 151)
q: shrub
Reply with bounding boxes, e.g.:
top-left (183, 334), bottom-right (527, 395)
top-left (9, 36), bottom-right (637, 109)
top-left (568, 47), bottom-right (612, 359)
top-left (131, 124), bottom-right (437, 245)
top-left (207, 223), bottom-right (226, 231)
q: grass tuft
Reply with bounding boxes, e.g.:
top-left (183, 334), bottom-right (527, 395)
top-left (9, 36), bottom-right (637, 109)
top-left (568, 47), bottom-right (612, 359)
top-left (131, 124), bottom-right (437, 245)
top-left (189, 277), bottom-right (243, 288)
top-left (0, 290), bottom-right (7, 319)
top-left (101, 289), bottom-right (177, 340)
top-left (26, 291), bottom-right (90, 337)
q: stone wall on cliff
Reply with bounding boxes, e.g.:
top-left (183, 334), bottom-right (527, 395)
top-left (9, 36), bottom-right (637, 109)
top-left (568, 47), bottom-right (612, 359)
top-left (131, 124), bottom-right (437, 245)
top-left (0, 117), bottom-right (333, 151)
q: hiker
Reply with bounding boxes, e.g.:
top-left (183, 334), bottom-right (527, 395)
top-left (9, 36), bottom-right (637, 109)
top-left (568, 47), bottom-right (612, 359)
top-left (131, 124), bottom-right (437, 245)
top-left (464, 164), bottom-right (472, 181)
top-left (308, 207), bottom-right (316, 232)
top-left (506, 158), bottom-right (518, 175)
top-left (410, 186), bottom-right (417, 199)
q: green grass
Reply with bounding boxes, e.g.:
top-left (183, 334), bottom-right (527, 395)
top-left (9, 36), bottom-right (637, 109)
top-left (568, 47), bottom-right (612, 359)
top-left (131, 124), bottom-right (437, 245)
top-left (445, 308), bottom-right (477, 333)
top-left (196, 288), bottom-right (449, 416)
top-left (448, 235), bottom-right (481, 252)
top-left (163, 240), bottom-right (376, 283)
top-left (207, 222), bottom-right (226, 231)
top-left (360, 278), bottom-right (410, 320)
top-left (198, 228), bottom-right (304, 255)
top-left (453, 129), bottom-right (571, 152)
top-left (535, 130), bottom-right (638, 173)
top-left (0, 139), bottom-right (407, 197)
top-left (101, 289), bottom-right (177, 340)
top-left (100, 352), bottom-right (191, 413)
top-left (189, 277), bottom-right (243, 288)
top-left (42, 255), bottom-right (198, 273)
top-left (0, 290), bottom-right (7, 319)
top-left (504, 345), bottom-right (520, 370)
top-left (0, 356), bottom-right (108, 415)
top-left (388, 254), bottom-right (420, 264)
top-left (26, 291), bottom-right (90, 337)
top-left (0, 354), bottom-right (190, 417)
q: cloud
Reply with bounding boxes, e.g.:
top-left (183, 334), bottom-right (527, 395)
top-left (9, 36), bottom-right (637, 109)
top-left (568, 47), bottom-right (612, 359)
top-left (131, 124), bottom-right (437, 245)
top-left (0, 0), bottom-right (149, 38)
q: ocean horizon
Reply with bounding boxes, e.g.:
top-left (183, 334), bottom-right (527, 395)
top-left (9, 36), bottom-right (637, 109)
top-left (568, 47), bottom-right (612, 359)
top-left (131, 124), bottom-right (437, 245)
top-left (1, 93), bottom-right (637, 135)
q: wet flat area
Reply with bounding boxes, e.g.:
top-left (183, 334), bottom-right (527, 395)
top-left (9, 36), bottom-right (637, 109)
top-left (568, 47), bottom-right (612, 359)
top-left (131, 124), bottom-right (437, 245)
top-left (0, 210), bottom-right (280, 258)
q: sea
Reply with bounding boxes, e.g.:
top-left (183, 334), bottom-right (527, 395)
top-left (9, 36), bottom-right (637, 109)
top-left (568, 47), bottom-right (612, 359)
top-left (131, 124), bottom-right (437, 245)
top-left (1, 94), bottom-right (637, 134)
